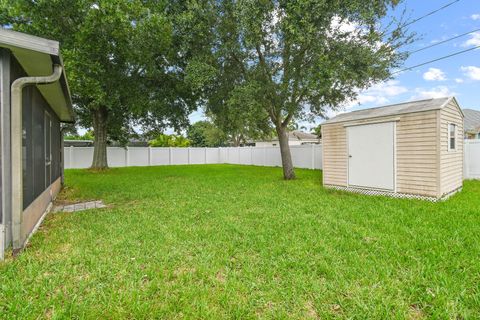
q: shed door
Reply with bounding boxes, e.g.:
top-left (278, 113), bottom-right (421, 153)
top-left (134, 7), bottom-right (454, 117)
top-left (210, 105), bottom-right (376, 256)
top-left (347, 122), bottom-right (395, 191)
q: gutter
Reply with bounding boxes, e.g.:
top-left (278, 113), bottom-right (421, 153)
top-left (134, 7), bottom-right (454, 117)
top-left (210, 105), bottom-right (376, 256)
top-left (10, 64), bottom-right (63, 250)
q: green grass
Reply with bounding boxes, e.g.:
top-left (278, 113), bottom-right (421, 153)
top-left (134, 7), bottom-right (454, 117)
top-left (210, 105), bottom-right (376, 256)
top-left (1, 165), bottom-right (480, 319)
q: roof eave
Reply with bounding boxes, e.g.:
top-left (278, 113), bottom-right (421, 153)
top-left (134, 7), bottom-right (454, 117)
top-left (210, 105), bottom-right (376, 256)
top-left (0, 28), bottom-right (74, 123)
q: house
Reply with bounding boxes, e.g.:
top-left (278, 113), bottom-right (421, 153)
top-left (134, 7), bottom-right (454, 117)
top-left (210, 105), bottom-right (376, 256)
top-left (463, 109), bottom-right (480, 139)
top-left (0, 29), bottom-right (74, 259)
top-left (254, 130), bottom-right (320, 147)
top-left (321, 97), bottom-right (463, 201)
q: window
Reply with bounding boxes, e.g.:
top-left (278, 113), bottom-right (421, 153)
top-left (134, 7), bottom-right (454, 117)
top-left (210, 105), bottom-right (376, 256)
top-left (448, 123), bottom-right (456, 151)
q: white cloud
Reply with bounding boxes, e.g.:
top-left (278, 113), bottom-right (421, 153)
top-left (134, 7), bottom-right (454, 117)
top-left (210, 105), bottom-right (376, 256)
top-left (336, 80), bottom-right (407, 114)
top-left (471, 14), bottom-right (480, 20)
top-left (423, 68), bottom-right (447, 81)
top-left (461, 66), bottom-right (480, 80)
top-left (412, 86), bottom-right (455, 100)
top-left (455, 78), bottom-right (464, 83)
top-left (462, 32), bottom-right (480, 47)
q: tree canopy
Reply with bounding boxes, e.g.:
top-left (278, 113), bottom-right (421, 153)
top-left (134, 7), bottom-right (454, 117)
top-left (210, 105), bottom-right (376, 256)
top-left (187, 121), bottom-right (227, 147)
top-left (188, 0), bottom-right (413, 179)
top-left (1, 0), bottom-right (208, 168)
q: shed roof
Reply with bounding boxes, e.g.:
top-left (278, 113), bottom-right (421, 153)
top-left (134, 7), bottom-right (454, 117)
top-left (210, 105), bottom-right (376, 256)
top-left (0, 28), bottom-right (74, 122)
top-left (323, 97), bottom-right (458, 125)
top-left (463, 109), bottom-right (480, 133)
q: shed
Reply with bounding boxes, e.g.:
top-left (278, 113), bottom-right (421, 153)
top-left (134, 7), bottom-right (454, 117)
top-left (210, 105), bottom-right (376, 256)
top-left (321, 97), bottom-right (464, 201)
top-left (0, 29), bottom-right (74, 259)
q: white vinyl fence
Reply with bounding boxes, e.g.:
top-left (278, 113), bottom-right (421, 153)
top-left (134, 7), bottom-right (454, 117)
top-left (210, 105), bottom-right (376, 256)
top-left (64, 145), bottom-right (323, 170)
top-left (64, 141), bottom-right (480, 179)
top-left (465, 140), bottom-right (480, 179)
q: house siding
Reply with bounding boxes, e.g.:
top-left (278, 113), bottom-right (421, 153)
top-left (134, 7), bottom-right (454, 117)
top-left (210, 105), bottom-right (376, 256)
top-left (321, 123), bottom-right (347, 187)
top-left (439, 100), bottom-right (463, 196)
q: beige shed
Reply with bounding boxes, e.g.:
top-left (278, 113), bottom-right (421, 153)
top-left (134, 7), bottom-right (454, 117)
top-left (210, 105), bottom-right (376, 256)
top-left (321, 97), bottom-right (464, 201)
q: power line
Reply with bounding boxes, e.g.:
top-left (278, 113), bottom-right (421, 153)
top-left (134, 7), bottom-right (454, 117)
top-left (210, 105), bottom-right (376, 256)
top-left (410, 28), bottom-right (480, 54)
top-left (392, 45), bottom-right (480, 75)
top-left (399, 0), bottom-right (461, 30)
top-left (385, 0), bottom-right (462, 36)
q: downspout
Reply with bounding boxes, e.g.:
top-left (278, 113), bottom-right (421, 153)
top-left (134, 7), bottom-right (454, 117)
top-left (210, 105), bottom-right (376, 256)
top-left (11, 64), bottom-right (63, 251)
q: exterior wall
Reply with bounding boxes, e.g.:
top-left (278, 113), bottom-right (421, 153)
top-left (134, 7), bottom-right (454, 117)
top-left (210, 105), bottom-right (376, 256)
top-left (439, 99), bottom-right (464, 196)
top-left (396, 111), bottom-right (438, 197)
top-left (322, 110), bottom-right (440, 197)
top-left (321, 123), bottom-right (347, 186)
top-left (21, 177), bottom-right (61, 245)
top-left (1, 52), bottom-right (64, 250)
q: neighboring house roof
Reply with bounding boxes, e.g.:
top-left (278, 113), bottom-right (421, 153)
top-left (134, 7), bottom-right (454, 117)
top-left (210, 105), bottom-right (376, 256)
top-left (323, 97), bottom-right (461, 125)
top-left (289, 130), bottom-right (319, 140)
top-left (256, 130), bottom-right (319, 142)
top-left (463, 109), bottom-right (480, 133)
top-left (0, 28), bottom-right (74, 122)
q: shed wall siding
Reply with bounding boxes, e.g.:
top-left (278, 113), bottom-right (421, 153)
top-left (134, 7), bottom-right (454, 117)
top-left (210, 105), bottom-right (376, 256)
top-left (395, 111), bottom-right (438, 197)
top-left (440, 100), bottom-right (463, 195)
top-left (323, 110), bottom-right (439, 197)
top-left (322, 124), bottom-right (347, 186)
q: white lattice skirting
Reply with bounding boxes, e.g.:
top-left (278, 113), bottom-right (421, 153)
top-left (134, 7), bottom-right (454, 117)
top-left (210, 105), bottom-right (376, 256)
top-left (325, 185), bottom-right (462, 202)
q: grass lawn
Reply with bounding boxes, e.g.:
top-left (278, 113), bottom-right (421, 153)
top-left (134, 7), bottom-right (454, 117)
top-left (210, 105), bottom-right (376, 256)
top-left (1, 165), bottom-right (480, 319)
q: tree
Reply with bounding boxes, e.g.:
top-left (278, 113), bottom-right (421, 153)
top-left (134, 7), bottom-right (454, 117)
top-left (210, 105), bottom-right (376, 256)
top-left (187, 121), bottom-right (227, 147)
top-left (191, 0), bottom-right (412, 179)
top-left (2, 1), bottom-right (205, 169)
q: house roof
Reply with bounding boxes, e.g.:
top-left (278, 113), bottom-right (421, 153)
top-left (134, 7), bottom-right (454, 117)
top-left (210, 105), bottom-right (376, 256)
top-left (323, 97), bottom-right (459, 125)
top-left (290, 130), bottom-right (318, 140)
top-left (463, 109), bottom-right (480, 133)
top-left (0, 28), bottom-right (74, 122)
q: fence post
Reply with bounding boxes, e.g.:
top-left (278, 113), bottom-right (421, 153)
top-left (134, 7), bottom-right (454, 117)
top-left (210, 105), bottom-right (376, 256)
top-left (69, 146), bottom-right (74, 169)
top-left (464, 141), bottom-right (469, 179)
top-left (204, 147), bottom-right (207, 164)
top-left (148, 147), bottom-right (152, 166)
top-left (250, 146), bottom-right (253, 165)
top-left (188, 147), bottom-right (191, 164)
top-left (169, 147), bottom-right (172, 165)
top-left (125, 147), bottom-right (129, 167)
top-left (311, 144), bottom-right (315, 170)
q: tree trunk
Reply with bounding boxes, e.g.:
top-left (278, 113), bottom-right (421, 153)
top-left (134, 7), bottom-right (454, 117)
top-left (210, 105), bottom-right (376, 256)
top-left (276, 125), bottom-right (296, 180)
top-left (91, 106), bottom-right (109, 170)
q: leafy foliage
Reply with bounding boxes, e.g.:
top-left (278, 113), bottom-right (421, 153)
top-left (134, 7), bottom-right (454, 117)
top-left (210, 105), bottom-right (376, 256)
top-left (187, 0), bottom-right (414, 178)
top-left (148, 134), bottom-right (191, 147)
top-left (1, 0), bottom-right (208, 167)
top-left (186, 121), bottom-right (227, 147)
top-left (64, 130), bottom-right (95, 141)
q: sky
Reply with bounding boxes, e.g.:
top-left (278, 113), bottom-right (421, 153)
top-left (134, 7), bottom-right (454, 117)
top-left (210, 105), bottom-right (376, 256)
top-left (188, 0), bottom-right (480, 132)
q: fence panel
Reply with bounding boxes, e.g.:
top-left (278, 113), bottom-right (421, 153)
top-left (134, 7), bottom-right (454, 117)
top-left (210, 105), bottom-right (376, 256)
top-left (206, 148), bottom-right (220, 164)
top-left (189, 148), bottom-right (207, 164)
top-left (107, 147), bottom-right (126, 167)
top-left (128, 147), bottom-right (149, 167)
top-left (71, 147), bottom-right (93, 169)
top-left (151, 148), bottom-right (170, 165)
top-left (171, 148), bottom-right (189, 165)
top-left (465, 140), bottom-right (480, 179)
top-left (291, 145), bottom-right (314, 169)
top-left (63, 142), bottom-right (476, 180)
